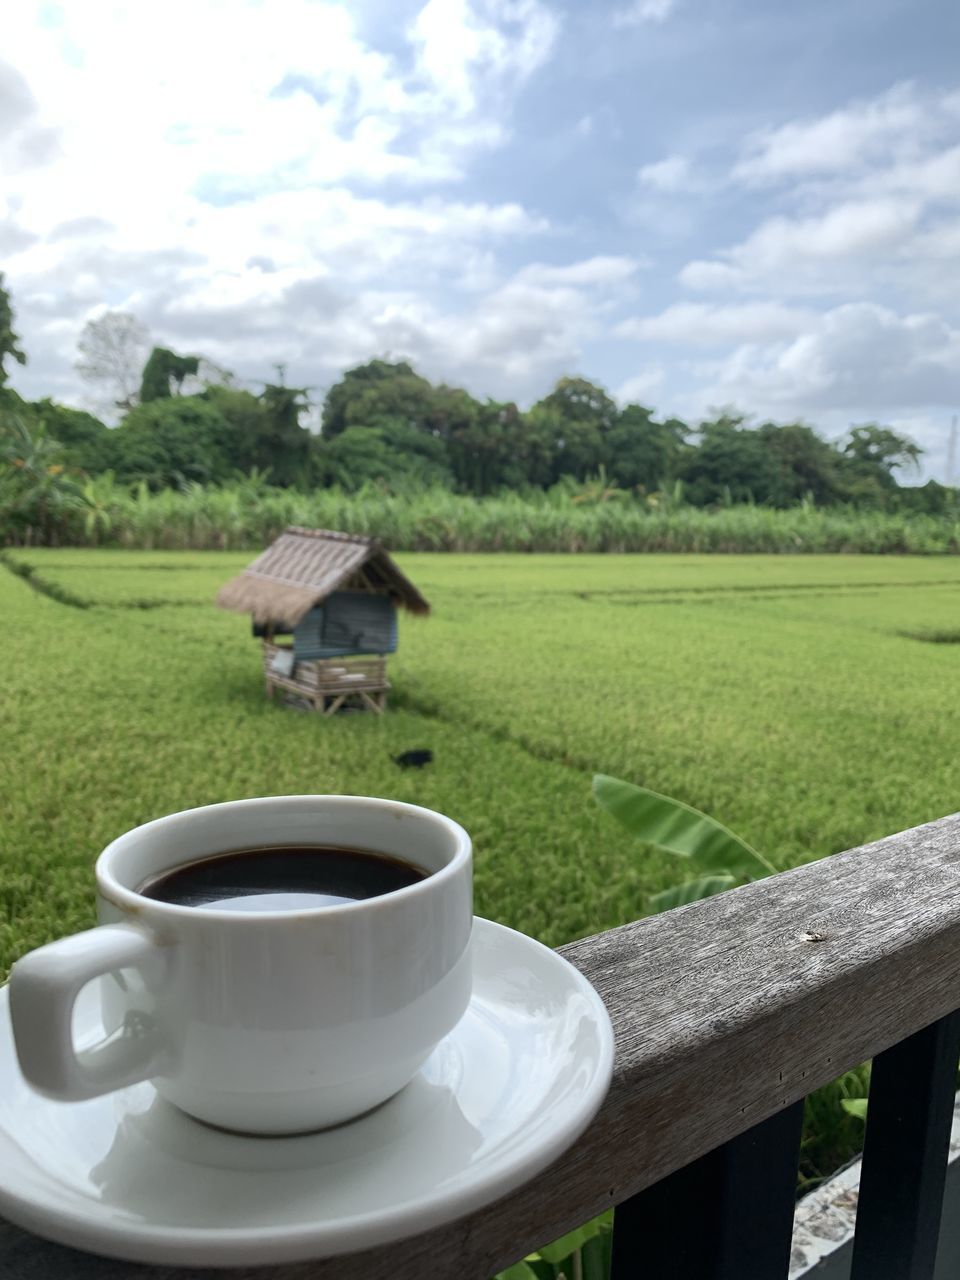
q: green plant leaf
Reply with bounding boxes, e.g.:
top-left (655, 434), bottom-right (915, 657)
top-left (841, 1098), bottom-right (869, 1120)
top-left (593, 774), bottom-right (775, 879)
top-left (648, 874), bottom-right (737, 912)
top-left (496, 1262), bottom-right (541, 1280)
top-left (583, 1227), bottom-right (614, 1280)
top-left (537, 1215), bottom-right (610, 1264)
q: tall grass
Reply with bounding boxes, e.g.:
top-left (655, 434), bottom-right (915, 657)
top-left (5, 479), bottom-right (960, 553)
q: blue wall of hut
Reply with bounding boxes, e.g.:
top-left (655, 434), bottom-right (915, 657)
top-left (293, 593), bottom-right (398, 659)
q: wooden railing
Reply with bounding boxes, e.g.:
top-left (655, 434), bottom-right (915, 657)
top-left (5, 813), bottom-right (960, 1278)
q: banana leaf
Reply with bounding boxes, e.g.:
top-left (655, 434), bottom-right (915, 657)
top-left (536, 1212), bottom-right (612, 1264)
top-left (496, 1262), bottom-right (540, 1280)
top-left (648, 874), bottom-right (737, 912)
top-left (841, 1098), bottom-right (868, 1120)
top-left (593, 774), bottom-right (774, 880)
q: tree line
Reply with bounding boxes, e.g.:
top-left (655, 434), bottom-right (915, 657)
top-left (1, 276), bottom-right (953, 516)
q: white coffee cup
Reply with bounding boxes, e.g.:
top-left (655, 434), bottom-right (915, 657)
top-left (9, 796), bottom-right (473, 1135)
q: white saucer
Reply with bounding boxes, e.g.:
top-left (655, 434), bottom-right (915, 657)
top-left (0, 917), bottom-right (614, 1268)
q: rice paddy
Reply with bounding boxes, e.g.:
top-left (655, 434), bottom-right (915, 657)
top-left (3, 548), bottom-right (959, 1186)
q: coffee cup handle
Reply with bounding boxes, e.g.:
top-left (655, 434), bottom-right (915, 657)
top-left (9, 924), bottom-right (172, 1101)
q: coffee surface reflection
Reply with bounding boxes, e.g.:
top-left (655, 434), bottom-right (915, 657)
top-left (139, 845), bottom-right (428, 911)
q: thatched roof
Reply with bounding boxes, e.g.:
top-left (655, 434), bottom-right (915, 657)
top-left (216, 527), bottom-right (430, 627)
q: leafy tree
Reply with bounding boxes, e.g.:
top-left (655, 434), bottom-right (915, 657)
top-left (836, 424), bottom-right (923, 506)
top-left (324, 361), bottom-right (520, 492)
top-left (111, 397), bottom-right (236, 488)
top-left (7, 339), bottom-right (937, 509)
top-left (528, 377), bottom-right (618, 483)
top-left (140, 347), bottom-right (201, 402)
top-left (446, 399), bottom-right (528, 494)
top-left (893, 479), bottom-right (957, 515)
top-left (0, 411), bottom-right (85, 542)
top-left (317, 421), bottom-right (454, 491)
top-left (842, 424), bottom-right (922, 480)
top-left (344, 375), bottom-right (438, 435)
top-left (680, 414), bottom-right (780, 506)
top-left (535, 376), bottom-right (618, 432)
top-left (203, 381), bottom-right (314, 487)
top-left (76, 471), bottom-right (119, 543)
top-left (510, 405), bottom-right (564, 488)
top-left (75, 312), bottom-right (151, 412)
top-left (108, 384), bottom-right (313, 489)
top-left (29, 399), bottom-right (115, 474)
top-left (606, 405), bottom-right (687, 492)
top-left (322, 360), bottom-right (429, 439)
top-left (0, 274), bottom-right (26, 389)
top-left (202, 385), bottom-right (273, 476)
top-left (756, 421), bottom-right (842, 507)
top-left (259, 384), bottom-right (313, 487)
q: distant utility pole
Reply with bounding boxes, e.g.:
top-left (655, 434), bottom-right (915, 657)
top-left (273, 362), bottom-right (286, 387)
top-left (948, 415), bottom-right (958, 489)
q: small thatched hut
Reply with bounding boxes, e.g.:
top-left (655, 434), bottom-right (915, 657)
top-left (217, 527), bottom-right (429, 715)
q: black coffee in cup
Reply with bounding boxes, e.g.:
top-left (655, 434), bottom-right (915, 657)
top-left (139, 845), bottom-right (428, 912)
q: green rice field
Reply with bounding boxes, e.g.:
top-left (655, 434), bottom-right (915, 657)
top-left (4, 548), bottom-right (960, 976)
top-left (3, 549), bottom-right (960, 1186)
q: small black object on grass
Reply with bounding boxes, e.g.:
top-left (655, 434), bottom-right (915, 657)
top-left (393, 749), bottom-right (433, 769)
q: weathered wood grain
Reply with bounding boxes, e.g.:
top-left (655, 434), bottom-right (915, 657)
top-left (4, 813), bottom-right (960, 1280)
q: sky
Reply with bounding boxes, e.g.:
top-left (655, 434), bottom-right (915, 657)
top-left (2, 0), bottom-right (959, 478)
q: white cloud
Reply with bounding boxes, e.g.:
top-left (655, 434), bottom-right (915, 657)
top-left (0, 57), bottom-right (59, 172)
top-left (680, 199), bottom-right (923, 295)
top-left (686, 83), bottom-right (960, 307)
top-left (2, 0), bottom-right (568, 408)
top-left (618, 301), bottom-right (816, 344)
top-left (675, 260), bottom-right (741, 291)
top-left (857, 144), bottom-right (960, 208)
top-left (700, 302), bottom-right (960, 414)
top-left (614, 0), bottom-right (677, 27)
top-left (0, 215), bottom-right (36, 255)
top-left (637, 155), bottom-right (693, 192)
top-left (519, 256), bottom-right (641, 288)
top-left (7, 186), bottom-right (546, 316)
top-left (729, 85), bottom-right (960, 232)
top-left (350, 254), bottom-right (644, 399)
top-left (410, 0), bottom-right (559, 122)
top-left (9, 239), bottom-right (641, 409)
top-left (733, 82), bottom-right (931, 184)
top-left (616, 367), bottom-right (665, 403)
top-left (666, 81), bottom-right (960, 480)
top-left (3, 0), bottom-right (560, 224)
top-left (4, 6), bottom-right (959, 475)
top-left (6, 190), bottom-right (550, 398)
top-left (0, 59), bottom-right (36, 144)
